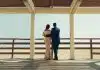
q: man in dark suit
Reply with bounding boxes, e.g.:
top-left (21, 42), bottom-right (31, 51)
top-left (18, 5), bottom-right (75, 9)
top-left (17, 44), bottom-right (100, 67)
top-left (51, 23), bottom-right (60, 60)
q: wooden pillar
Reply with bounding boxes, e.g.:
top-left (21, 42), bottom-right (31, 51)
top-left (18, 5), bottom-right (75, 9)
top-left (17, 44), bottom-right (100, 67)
top-left (70, 14), bottom-right (75, 60)
top-left (30, 13), bottom-right (35, 59)
top-left (69, 0), bottom-right (82, 60)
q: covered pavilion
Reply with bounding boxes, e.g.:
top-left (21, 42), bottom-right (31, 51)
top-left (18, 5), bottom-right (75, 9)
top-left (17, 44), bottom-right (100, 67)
top-left (0, 0), bottom-right (100, 60)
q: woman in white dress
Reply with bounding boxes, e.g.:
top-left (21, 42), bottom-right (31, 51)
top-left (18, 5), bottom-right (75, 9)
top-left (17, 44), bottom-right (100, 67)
top-left (43, 24), bottom-right (52, 60)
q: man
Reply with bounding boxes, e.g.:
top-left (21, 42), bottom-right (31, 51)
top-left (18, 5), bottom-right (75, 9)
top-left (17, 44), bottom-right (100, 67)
top-left (51, 23), bottom-right (60, 60)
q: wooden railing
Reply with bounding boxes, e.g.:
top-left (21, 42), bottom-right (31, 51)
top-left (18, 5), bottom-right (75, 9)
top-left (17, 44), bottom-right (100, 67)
top-left (0, 38), bottom-right (100, 59)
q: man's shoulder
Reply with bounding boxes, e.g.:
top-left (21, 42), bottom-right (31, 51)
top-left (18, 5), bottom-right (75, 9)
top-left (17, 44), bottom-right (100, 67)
top-left (56, 27), bottom-right (60, 31)
top-left (51, 27), bottom-right (60, 30)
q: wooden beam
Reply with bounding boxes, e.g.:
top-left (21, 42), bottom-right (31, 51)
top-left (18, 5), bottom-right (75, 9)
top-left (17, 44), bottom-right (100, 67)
top-left (23, 0), bottom-right (31, 12)
top-left (76, 7), bottom-right (100, 14)
top-left (69, 14), bottom-right (75, 60)
top-left (30, 13), bottom-right (35, 59)
top-left (69, 0), bottom-right (82, 60)
top-left (23, 0), bottom-right (35, 59)
top-left (70, 0), bottom-right (78, 13)
top-left (35, 7), bottom-right (70, 14)
top-left (0, 7), bottom-right (28, 13)
top-left (0, 7), bottom-right (100, 14)
top-left (70, 0), bottom-right (83, 14)
top-left (23, 0), bottom-right (35, 13)
top-left (0, 7), bottom-right (69, 14)
top-left (27, 0), bottom-right (35, 12)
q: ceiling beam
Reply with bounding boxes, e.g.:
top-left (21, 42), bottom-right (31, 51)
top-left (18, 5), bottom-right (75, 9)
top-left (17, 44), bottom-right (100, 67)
top-left (0, 7), bottom-right (100, 14)
top-left (76, 7), bottom-right (100, 14)
top-left (70, 0), bottom-right (83, 14)
top-left (23, 0), bottom-right (35, 13)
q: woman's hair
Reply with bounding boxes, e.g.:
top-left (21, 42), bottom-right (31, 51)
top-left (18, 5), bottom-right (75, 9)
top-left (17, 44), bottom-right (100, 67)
top-left (45, 24), bottom-right (50, 30)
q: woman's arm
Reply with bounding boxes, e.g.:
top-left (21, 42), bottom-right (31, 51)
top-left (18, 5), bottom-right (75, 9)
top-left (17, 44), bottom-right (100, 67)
top-left (43, 32), bottom-right (46, 37)
top-left (43, 30), bottom-right (51, 37)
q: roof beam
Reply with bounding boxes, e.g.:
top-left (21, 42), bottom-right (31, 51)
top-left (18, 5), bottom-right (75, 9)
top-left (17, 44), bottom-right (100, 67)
top-left (76, 7), bottom-right (100, 14)
top-left (23, 0), bottom-right (35, 13)
top-left (70, 0), bottom-right (83, 14)
top-left (0, 7), bottom-right (100, 14)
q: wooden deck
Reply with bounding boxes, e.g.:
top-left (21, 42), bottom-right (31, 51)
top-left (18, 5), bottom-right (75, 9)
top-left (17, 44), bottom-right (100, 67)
top-left (0, 58), bottom-right (99, 70)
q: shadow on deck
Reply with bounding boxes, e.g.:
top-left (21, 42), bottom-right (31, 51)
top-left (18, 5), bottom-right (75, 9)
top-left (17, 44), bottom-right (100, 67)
top-left (0, 58), bottom-right (100, 70)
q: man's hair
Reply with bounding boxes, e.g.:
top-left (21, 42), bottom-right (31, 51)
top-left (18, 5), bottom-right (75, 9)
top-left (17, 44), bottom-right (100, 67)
top-left (53, 23), bottom-right (56, 27)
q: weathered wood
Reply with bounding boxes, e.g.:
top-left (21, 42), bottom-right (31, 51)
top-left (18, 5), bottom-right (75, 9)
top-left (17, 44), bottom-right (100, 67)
top-left (0, 38), bottom-right (100, 59)
top-left (93, 52), bottom-right (100, 54)
top-left (0, 52), bottom-right (45, 54)
top-left (90, 38), bottom-right (93, 59)
top-left (0, 47), bottom-right (100, 49)
top-left (11, 39), bottom-right (15, 58)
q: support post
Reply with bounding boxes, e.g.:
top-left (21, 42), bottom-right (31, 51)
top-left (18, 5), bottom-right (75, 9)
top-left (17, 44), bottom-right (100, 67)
top-left (90, 38), bottom-right (93, 59)
top-left (11, 39), bottom-right (15, 58)
top-left (70, 14), bottom-right (75, 60)
top-left (30, 13), bottom-right (35, 59)
top-left (69, 0), bottom-right (83, 60)
top-left (23, 0), bottom-right (35, 59)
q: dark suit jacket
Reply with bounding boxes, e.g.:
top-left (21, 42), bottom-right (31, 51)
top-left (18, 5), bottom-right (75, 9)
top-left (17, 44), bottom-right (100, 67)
top-left (51, 27), bottom-right (60, 46)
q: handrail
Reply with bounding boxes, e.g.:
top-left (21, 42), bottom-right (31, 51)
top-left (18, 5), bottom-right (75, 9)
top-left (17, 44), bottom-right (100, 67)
top-left (35, 38), bottom-right (100, 40)
top-left (0, 38), bottom-right (100, 59)
top-left (1, 37), bottom-right (100, 40)
top-left (0, 38), bottom-right (30, 40)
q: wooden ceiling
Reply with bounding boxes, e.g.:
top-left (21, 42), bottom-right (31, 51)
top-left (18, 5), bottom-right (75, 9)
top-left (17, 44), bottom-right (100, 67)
top-left (0, 0), bottom-right (25, 7)
top-left (81, 0), bottom-right (100, 7)
top-left (33, 0), bottom-right (72, 7)
top-left (0, 0), bottom-right (100, 7)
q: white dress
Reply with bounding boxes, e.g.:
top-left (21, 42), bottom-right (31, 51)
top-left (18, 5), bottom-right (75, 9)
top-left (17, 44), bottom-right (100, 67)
top-left (43, 30), bottom-right (52, 59)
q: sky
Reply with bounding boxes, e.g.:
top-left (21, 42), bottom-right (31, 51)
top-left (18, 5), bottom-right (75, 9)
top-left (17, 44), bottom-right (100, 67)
top-left (0, 13), bottom-right (100, 38)
top-left (0, 14), bottom-right (30, 38)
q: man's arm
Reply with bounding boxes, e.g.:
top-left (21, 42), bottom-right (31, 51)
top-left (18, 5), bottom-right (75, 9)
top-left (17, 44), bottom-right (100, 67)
top-left (45, 34), bottom-right (51, 37)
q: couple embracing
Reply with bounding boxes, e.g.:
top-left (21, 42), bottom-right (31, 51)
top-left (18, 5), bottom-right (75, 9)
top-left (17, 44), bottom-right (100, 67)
top-left (43, 23), bottom-right (60, 60)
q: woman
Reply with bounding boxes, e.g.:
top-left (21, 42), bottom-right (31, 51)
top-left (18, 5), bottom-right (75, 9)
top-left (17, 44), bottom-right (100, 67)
top-left (43, 24), bottom-right (52, 60)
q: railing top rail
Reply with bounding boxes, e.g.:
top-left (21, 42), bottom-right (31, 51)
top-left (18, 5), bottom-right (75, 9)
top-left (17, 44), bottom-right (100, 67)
top-left (35, 38), bottom-right (100, 40)
top-left (0, 38), bottom-right (100, 40)
top-left (0, 38), bottom-right (30, 40)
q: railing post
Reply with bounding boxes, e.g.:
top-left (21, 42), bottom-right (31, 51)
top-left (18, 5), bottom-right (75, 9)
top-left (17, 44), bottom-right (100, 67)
top-left (90, 38), bottom-right (93, 59)
top-left (11, 39), bottom-right (15, 58)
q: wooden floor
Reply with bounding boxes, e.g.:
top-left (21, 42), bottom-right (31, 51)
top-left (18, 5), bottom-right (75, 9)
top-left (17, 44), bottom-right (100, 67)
top-left (0, 58), bottom-right (99, 70)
